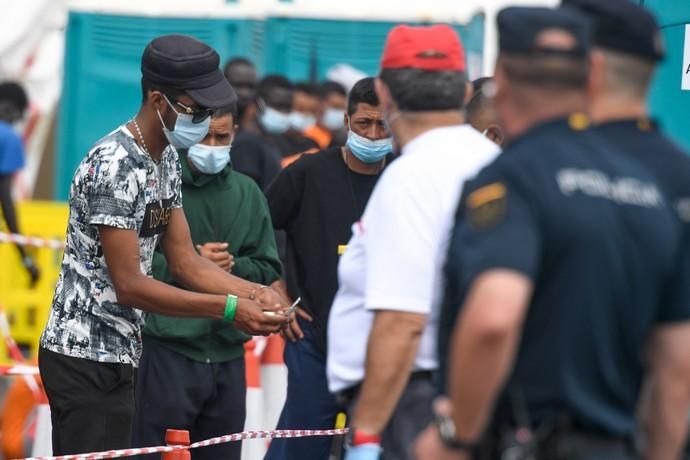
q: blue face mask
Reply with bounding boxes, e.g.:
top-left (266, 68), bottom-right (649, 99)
top-left (321, 108), bottom-right (345, 131)
top-left (187, 143), bottom-right (232, 175)
top-left (289, 111), bottom-right (316, 131)
top-left (158, 95), bottom-right (210, 149)
top-left (260, 107), bottom-right (291, 134)
top-left (346, 129), bottom-right (392, 163)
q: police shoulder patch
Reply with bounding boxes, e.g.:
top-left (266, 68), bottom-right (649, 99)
top-left (466, 182), bottom-right (507, 230)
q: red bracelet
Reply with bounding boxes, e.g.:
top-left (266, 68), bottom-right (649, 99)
top-left (352, 430), bottom-right (381, 446)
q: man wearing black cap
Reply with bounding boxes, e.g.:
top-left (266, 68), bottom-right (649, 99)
top-left (563, 0), bottom-right (690, 456)
top-left (38, 34), bottom-right (289, 455)
top-left (434, 6), bottom-right (690, 460)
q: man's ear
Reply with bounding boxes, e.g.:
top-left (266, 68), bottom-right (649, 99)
top-left (463, 80), bottom-right (474, 106)
top-left (587, 50), bottom-right (606, 111)
top-left (485, 125), bottom-right (504, 146)
top-left (148, 90), bottom-right (164, 112)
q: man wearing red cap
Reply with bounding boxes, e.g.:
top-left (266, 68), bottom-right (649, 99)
top-left (326, 25), bottom-right (500, 459)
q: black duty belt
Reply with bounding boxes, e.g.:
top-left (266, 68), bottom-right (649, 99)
top-left (478, 418), bottom-right (636, 460)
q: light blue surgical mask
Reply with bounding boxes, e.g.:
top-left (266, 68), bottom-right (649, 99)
top-left (260, 107), bottom-right (291, 134)
top-left (289, 111), bottom-right (316, 131)
top-left (158, 95), bottom-right (210, 149)
top-left (346, 129), bottom-right (392, 163)
top-left (321, 108), bottom-right (345, 131)
top-left (188, 143), bottom-right (232, 175)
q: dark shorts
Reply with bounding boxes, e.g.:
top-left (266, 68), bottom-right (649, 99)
top-left (38, 347), bottom-right (136, 455)
top-left (343, 371), bottom-right (436, 460)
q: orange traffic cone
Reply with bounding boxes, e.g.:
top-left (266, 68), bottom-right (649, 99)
top-left (161, 429), bottom-right (190, 460)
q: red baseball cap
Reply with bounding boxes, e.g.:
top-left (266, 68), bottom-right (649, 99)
top-left (380, 24), bottom-right (466, 72)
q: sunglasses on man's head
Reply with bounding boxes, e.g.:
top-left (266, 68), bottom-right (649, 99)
top-left (164, 94), bottom-right (213, 123)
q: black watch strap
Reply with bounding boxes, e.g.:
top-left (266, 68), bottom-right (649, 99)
top-left (433, 413), bottom-right (479, 452)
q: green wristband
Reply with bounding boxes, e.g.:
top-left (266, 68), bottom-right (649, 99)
top-left (224, 294), bottom-right (238, 322)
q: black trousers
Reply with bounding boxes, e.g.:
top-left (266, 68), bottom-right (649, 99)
top-left (131, 337), bottom-right (247, 460)
top-left (38, 347), bottom-right (136, 455)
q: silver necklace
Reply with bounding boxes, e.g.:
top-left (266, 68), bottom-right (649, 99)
top-left (131, 117), bottom-right (163, 208)
top-left (131, 117), bottom-right (149, 155)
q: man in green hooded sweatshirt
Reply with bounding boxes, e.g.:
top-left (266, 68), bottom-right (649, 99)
top-left (131, 104), bottom-right (282, 460)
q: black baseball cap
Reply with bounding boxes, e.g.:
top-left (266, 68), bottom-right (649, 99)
top-left (497, 6), bottom-right (591, 58)
top-left (141, 34), bottom-right (237, 109)
top-left (562, 0), bottom-right (664, 61)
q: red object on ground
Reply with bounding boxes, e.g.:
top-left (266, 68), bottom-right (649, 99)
top-left (161, 430), bottom-right (191, 460)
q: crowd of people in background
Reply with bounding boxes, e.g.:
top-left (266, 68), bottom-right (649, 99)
top-left (221, 58), bottom-right (350, 192)
top-left (0, 0), bottom-right (687, 459)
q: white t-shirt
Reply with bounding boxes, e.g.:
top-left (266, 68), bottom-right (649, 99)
top-left (327, 124), bottom-right (501, 393)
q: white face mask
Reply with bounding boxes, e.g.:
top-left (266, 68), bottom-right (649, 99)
top-left (321, 108), bottom-right (345, 131)
top-left (157, 95), bottom-right (210, 149)
top-left (187, 143), bottom-right (232, 174)
top-left (260, 106), bottom-right (291, 134)
top-left (289, 111), bottom-right (316, 131)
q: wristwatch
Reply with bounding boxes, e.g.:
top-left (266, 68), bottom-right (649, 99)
top-left (432, 398), bottom-right (479, 452)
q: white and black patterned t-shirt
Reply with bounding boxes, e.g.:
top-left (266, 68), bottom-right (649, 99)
top-left (40, 125), bottom-right (182, 365)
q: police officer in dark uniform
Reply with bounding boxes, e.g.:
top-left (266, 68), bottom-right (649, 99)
top-left (564, 0), bottom-right (690, 243)
top-left (433, 7), bottom-right (690, 460)
top-left (563, 2), bottom-right (690, 456)
top-left (564, 0), bottom-right (690, 223)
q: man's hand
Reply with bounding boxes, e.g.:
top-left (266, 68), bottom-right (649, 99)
top-left (281, 308), bottom-right (313, 342)
top-left (344, 444), bottom-right (381, 460)
top-left (256, 285), bottom-right (289, 311)
top-left (413, 423), bottom-right (469, 460)
top-left (21, 255), bottom-right (40, 287)
top-left (267, 279), bottom-right (313, 342)
top-left (234, 298), bottom-right (289, 336)
top-left (196, 242), bottom-right (234, 272)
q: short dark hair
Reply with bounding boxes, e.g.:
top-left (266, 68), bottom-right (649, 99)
top-left (466, 77), bottom-right (493, 119)
top-left (347, 77), bottom-right (379, 116)
top-left (378, 69), bottom-right (468, 112)
top-left (141, 78), bottom-right (184, 104)
top-left (319, 81), bottom-right (347, 99)
top-left (294, 82), bottom-right (319, 96)
top-left (257, 75), bottom-right (294, 100)
top-left (0, 82), bottom-right (28, 112)
top-left (213, 103), bottom-right (238, 121)
top-left (223, 57), bottom-right (255, 77)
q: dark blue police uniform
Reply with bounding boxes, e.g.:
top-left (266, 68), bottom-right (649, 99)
top-left (562, 0), bottom-right (690, 224)
top-left (594, 119), bottom-right (690, 224)
top-left (441, 114), bottom-right (690, 457)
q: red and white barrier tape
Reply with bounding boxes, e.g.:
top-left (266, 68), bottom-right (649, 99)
top-left (0, 363), bottom-right (40, 376)
top-left (0, 232), bottom-right (65, 249)
top-left (21, 428), bottom-right (349, 460)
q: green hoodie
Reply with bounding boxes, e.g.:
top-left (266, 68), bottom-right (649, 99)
top-left (143, 152), bottom-right (282, 363)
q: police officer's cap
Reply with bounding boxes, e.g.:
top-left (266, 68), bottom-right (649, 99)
top-left (562, 0), bottom-right (664, 61)
top-left (497, 7), bottom-right (591, 58)
top-left (141, 34), bottom-right (237, 109)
